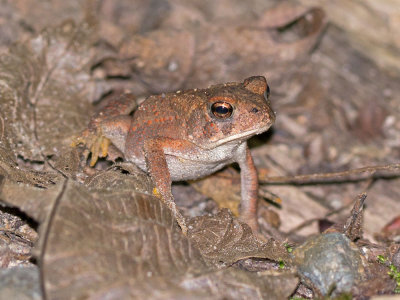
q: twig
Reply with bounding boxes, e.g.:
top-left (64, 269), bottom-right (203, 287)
top-left (259, 163), bottom-right (400, 185)
top-left (0, 115), bottom-right (4, 141)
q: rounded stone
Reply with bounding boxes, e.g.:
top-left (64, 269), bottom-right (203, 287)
top-left (293, 232), bottom-right (364, 297)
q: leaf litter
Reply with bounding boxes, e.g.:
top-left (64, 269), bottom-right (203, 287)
top-left (0, 1), bottom-right (399, 299)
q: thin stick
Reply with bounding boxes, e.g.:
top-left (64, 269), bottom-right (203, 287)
top-left (260, 163), bottom-right (400, 184)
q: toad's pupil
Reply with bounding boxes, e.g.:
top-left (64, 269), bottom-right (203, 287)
top-left (211, 101), bottom-right (233, 118)
top-left (216, 106), bottom-right (228, 114)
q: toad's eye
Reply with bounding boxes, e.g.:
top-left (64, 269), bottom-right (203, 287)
top-left (264, 84), bottom-right (270, 100)
top-left (211, 101), bottom-right (233, 119)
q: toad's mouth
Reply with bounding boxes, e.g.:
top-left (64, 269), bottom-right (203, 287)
top-left (205, 124), bottom-right (273, 149)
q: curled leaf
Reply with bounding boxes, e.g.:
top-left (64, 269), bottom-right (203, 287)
top-left (188, 209), bottom-right (290, 266)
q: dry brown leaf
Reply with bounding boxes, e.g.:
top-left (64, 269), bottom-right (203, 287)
top-left (190, 168), bottom-right (241, 216)
top-left (120, 29), bottom-right (195, 93)
top-left (298, 0), bottom-right (400, 74)
top-left (85, 163), bottom-right (155, 192)
top-left (1, 168), bottom-right (297, 299)
top-left (9, 0), bottom-right (96, 38)
top-left (0, 20), bottom-right (96, 162)
top-left (181, 268), bottom-right (299, 300)
top-left (39, 180), bottom-right (208, 299)
top-left (53, 148), bottom-right (81, 178)
top-left (38, 174), bottom-right (297, 299)
top-left (116, 2), bottom-right (326, 95)
top-left (187, 209), bottom-right (290, 266)
top-left (0, 148), bottom-right (57, 188)
top-left (0, 266), bottom-right (42, 300)
top-left (343, 193), bottom-right (366, 241)
top-left (0, 178), bottom-right (63, 224)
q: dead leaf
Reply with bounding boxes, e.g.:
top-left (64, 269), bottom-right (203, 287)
top-left (0, 266), bottom-right (42, 300)
top-left (120, 29), bottom-right (195, 93)
top-left (375, 216), bottom-right (400, 243)
top-left (30, 178), bottom-right (203, 298)
top-left (187, 209), bottom-right (290, 266)
top-left (2, 167), bottom-right (297, 299)
top-left (0, 148), bottom-right (58, 188)
top-left (0, 20), bottom-right (97, 161)
top-left (11, 0), bottom-right (95, 36)
top-left (0, 178), bottom-right (63, 224)
top-left (343, 193), bottom-right (366, 241)
top-left (181, 268), bottom-right (299, 300)
top-left (53, 149), bottom-right (81, 178)
top-left (114, 2), bottom-right (326, 95)
top-left (190, 168), bottom-right (241, 216)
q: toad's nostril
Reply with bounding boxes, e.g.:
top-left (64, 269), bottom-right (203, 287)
top-left (251, 107), bottom-right (259, 113)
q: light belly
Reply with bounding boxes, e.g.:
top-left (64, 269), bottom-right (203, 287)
top-left (130, 141), bottom-right (245, 182)
top-left (166, 156), bottom-right (232, 181)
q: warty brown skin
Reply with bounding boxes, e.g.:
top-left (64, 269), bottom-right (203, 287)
top-left (76, 76), bottom-right (275, 235)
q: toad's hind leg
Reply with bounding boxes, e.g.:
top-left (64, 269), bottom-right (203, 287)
top-left (93, 94), bottom-right (137, 122)
top-left (72, 94), bottom-right (137, 165)
top-left (101, 115), bottom-right (132, 154)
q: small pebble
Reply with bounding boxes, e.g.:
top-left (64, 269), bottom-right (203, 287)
top-left (293, 232), bottom-right (364, 297)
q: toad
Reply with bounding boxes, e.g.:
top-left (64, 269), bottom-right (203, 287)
top-left (73, 76), bottom-right (275, 235)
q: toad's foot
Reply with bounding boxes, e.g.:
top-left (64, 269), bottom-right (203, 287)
top-left (71, 128), bottom-right (111, 166)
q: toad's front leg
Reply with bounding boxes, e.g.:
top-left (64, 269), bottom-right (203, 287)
top-left (143, 138), bottom-right (193, 235)
top-left (236, 143), bottom-right (259, 233)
